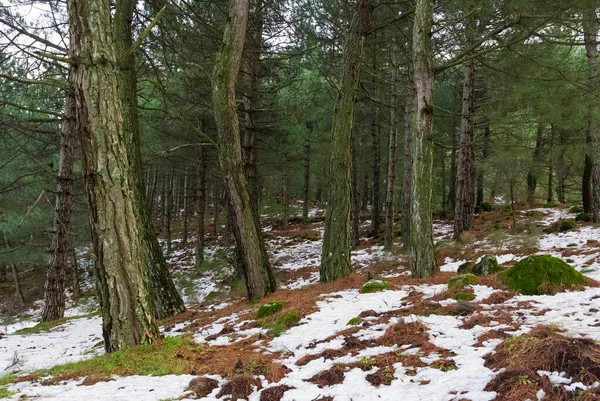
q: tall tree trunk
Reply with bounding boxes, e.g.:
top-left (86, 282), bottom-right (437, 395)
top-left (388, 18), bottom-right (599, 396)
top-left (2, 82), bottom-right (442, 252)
top-left (557, 128), bottom-right (567, 204)
top-left (11, 263), bottom-right (25, 305)
top-left (526, 122), bottom-right (544, 205)
top-left (182, 167), bottom-right (189, 247)
top-left (547, 125), bottom-right (555, 203)
top-left (196, 149), bottom-right (207, 269)
top-left (351, 138), bottom-right (361, 248)
top-left (282, 170), bottom-right (289, 227)
top-left (384, 60), bottom-right (399, 250)
top-left (302, 122), bottom-right (312, 225)
top-left (583, 4), bottom-right (600, 222)
top-left (71, 248), bottom-right (80, 300)
top-left (409, 0), bottom-right (436, 278)
top-left (166, 168), bottom-right (174, 256)
top-left (69, 0), bottom-right (159, 351)
top-left (454, 58), bottom-right (476, 239)
top-left (212, 0), bottom-right (276, 300)
top-left (402, 48), bottom-right (415, 249)
top-left (41, 84), bottom-right (76, 322)
top-left (370, 40), bottom-right (381, 237)
top-left (476, 124), bottom-right (490, 206)
top-left (213, 182), bottom-right (219, 238)
top-left (583, 151), bottom-right (593, 213)
top-left (320, 0), bottom-right (374, 282)
top-left (448, 128), bottom-right (457, 210)
top-left (148, 166), bottom-right (158, 212)
top-left (114, 0), bottom-right (184, 320)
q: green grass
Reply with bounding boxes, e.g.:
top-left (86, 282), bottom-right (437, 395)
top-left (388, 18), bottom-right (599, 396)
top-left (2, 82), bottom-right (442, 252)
top-left (264, 311), bottom-right (301, 337)
top-left (500, 255), bottom-right (588, 295)
top-left (15, 313), bottom-right (99, 335)
top-left (448, 274), bottom-right (477, 288)
top-left (347, 317), bottom-right (361, 325)
top-left (257, 302), bottom-right (283, 319)
top-left (454, 292), bottom-right (476, 301)
top-left (12, 336), bottom-right (206, 384)
top-left (0, 387), bottom-right (15, 399)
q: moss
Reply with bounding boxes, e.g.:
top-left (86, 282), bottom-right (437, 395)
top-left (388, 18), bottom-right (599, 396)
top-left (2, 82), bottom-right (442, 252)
top-left (544, 200), bottom-right (559, 208)
top-left (448, 274), bottom-right (478, 288)
top-left (569, 205), bottom-right (585, 213)
top-left (576, 212), bottom-right (592, 222)
top-left (500, 255), bottom-right (588, 295)
top-left (347, 317), bottom-right (361, 326)
top-left (264, 311), bottom-right (301, 337)
top-left (457, 261), bottom-right (475, 274)
top-left (472, 254), bottom-right (501, 276)
top-left (555, 219), bottom-right (577, 232)
top-left (256, 302), bottom-right (283, 319)
top-left (454, 292), bottom-right (476, 301)
top-left (15, 313), bottom-right (99, 335)
top-left (203, 291), bottom-right (220, 303)
top-left (360, 279), bottom-right (390, 294)
top-left (0, 387), bottom-right (15, 399)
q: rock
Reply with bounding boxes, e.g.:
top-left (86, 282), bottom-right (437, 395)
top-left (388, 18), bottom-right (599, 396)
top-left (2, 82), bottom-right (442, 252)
top-left (500, 255), bottom-right (588, 295)
top-left (457, 261), bottom-right (475, 274)
top-left (472, 254), bottom-right (501, 276)
top-left (257, 301), bottom-right (283, 319)
top-left (448, 274), bottom-right (477, 288)
top-left (360, 279), bottom-right (390, 294)
top-left (188, 376), bottom-right (219, 398)
top-left (452, 301), bottom-right (476, 316)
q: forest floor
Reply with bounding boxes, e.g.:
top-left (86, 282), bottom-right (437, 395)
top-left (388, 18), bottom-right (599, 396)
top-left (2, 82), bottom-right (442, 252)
top-left (2, 205), bottom-right (600, 400)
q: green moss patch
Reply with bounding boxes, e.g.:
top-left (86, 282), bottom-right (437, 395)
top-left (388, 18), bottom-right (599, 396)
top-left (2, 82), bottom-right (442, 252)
top-left (472, 255), bottom-right (501, 276)
top-left (0, 387), bottom-right (15, 399)
top-left (360, 279), bottom-right (390, 294)
top-left (263, 311), bottom-right (301, 337)
top-left (347, 317), bottom-right (361, 326)
top-left (457, 261), bottom-right (475, 274)
top-left (256, 302), bottom-right (283, 319)
top-left (448, 274), bottom-right (477, 288)
top-left (500, 255), bottom-right (588, 295)
top-left (544, 200), bottom-right (559, 208)
top-left (576, 212), bottom-right (592, 222)
top-left (554, 219), bottom-right (577, 233)
top-left (569, 205), bottom-right (584, 213)
top-left (454, 292), bottom-right (476, 301)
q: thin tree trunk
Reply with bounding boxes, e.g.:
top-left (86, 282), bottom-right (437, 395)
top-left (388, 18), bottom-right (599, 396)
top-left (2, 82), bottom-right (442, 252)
top-left (402, 32), bottom-right (414, 249)
top-left (584, 151), bottom-right (593, 213)
top-left (11, 264), bottom-right (25, 305)
top-left (282, 170), bottom-right (289, 227)
top-left (476, 124), bottom-right (490, 206)
top-left (302, 122), bottom-right (312, 226)
top-left (370, 42), bottom-right (381, 236)
top-left (196, 149), bottom-right (207, 269)
top-left (454, 58), bottom-right (477, 239)
top-left (69, 0), bottom-right (159, 351)
top-left (182, 167), bottom-right (189, 247)
top-left (409, 0), bottom-right (436, 278)
top-left (526, 122), bottom-right (544, 205)
top-left (320, 0), bottom-right (375, 282)
top-left (166, 168), bottom-right (174, 256)
top-left (547, 125), bottom-right (555, 203)
top-left (71, 248), bottom-right (80, 300)
top-left (384, 60), bottom-right (399, 250)
top-left (441, 148), bottom-right (447, 210)
top-left (212, 0), bottom-right (276, 300)
top-left (351, 138), bottom-right (360, 248)
top-left (583, 4), bottom-right (600, 222)
top-left (557, 128), bottom-right (567, 204)
top-left (148, 166), bottom-right (158, 213)
top-left (41, 83), bottom-right (76, 322)
top-left (448, 128), bottom-right (457, 210)
top-left (213, 182), bottom-right (219, 238)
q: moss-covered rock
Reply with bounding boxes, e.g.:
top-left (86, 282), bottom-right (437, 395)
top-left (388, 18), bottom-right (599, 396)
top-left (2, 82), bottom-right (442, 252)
top-left (555, 219), bottom-right (577, 232)
top-left (472, 254), bottom-right (501, 276)
top-left (457, 261), bottom-right (475, 274)
top-left (454, 292), bottom-right (476, 301)
top-left (569, 205), bottom-right (585, 213)
top-left (257, 301), bottom-right (283, 319)
top-left (576, 212), bottom-right (592, 222)
top-left (448, 274), bottom-right (478, 288)
top-left (500, 255), bottom-right (588, 295)
top-left (360, 279), bottom-right (390, 294)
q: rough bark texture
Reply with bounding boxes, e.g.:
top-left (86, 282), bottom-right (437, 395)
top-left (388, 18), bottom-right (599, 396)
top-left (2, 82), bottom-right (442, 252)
top-left (476, 124), bottom-right (490, 206)
top-left (69, 0), bottom-right (159, 351)
top-left (320, 0), bottom-right (374, 282)
top-left (351, 138), bottom-right (360, 248)
top-left (182, 167), bottom-right (189, 247)
top-left (409, 0), bottom-right (436, 278)
top-left (384, 61), bottom-right (399, 250)
top-left (166, 168), bottom-right (174, 256)
top-left (41, 85), bottom-right (76, 322)
top-left (526, 122), bottom-right (544, 205)
top-left (71, 248), bottom-right (80, 300)
top-left (584, 151), bottom-right (593, 213)
top-left (195, 149), bottom-right (207, 269)
top-left (212, 0), bottom-right (276, 300)
top-left (12, 263), bottom-right (25, 305)
top-left (302, 122), bottom-right (313, 225)
top-left (547, 125), bottom-right (555, 203)
top-left (583, 4), bottom-right (600, 222)
top-left (402, 36), bottom-right (414, 249)
top-left (453, 58), bottom-right (476, 239)
top-left (370, 40), bottom-right (381, 237)
top-left (113, 0), bottom-right (184, 320)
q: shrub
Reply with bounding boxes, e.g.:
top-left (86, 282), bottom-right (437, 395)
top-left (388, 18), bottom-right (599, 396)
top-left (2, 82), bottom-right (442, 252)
top-left (576, 212), bottom-right (592, 222)
top-left (569, 205), bottom-right (584, 213)
top-left (257, 302), bottom-right (283, 319)
top-left (360, 279), bottom-right (389, 294)
top-left (479, 202), bottom-right (493, 212)
top-left (500, 255), bottom-right (588, 295)
top-left (543, 200), bottom-right (559, 208)
top-left (448, 274), bottom-right (478, 288)
top-left (264, 311), bottom-right (301, 337)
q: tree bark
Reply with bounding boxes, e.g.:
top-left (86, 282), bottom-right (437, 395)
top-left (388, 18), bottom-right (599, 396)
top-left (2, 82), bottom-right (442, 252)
top-left (71, 248), bottom-right (80, 300)
top-left (453, 58), bottom-right (476, 239)
top-left (320, 0), bottom-right (374, 282)
top-left (409, 0), bottom-right (436, 278)
top-left (212, 0), bottom-right (276, 300)
top-left (384, 58), bottom-right (399, 250)
top-left (11, 263), bottom-right (25, 305)
top-left (302, 122), bottom-right (313, 225)
top-left (583, 4), bottom-right (600, 222)
top-left (166, 168), bottom-right (174, 256)
top-left (69, 0), bottom-right (159, 351)
top-left (351, 137), bottom-right (360, 248)
top-left (476, 124), bottom-right (490, 206)
top-left (282, 170), bottom-right (289, 227)
top-left (448, 128), bottom-right (457, 210)
top-left (195, 149), bottom-right (207, 269)
top-left (526, 122), bottom-right (544, 205)
top-left (113, 0), bottom-right (184, 320)
top-left (547, 125), bottom-right (555, 203)
top-left (402, 30), bottom-right (415, 248)
top-left (41, 84), bottom-right (76, 322)
top-left (370, 42), bottom-right (381, 237)
top-left (182, 167), bottom-right (189, 247)
top-left (584, 151), bottom-right (593, 213)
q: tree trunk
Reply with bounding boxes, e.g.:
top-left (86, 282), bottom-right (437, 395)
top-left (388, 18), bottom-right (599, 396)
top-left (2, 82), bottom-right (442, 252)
top-left (384, 58), bottom-right (399, 250)
top-left (282, 170), bottom-right (289, 227)
top-left (148, 166), bottom-right (158, 213)
top-left (584, 151), bottom-right (593, 213)
top-left (557, 128), bottom-right (567, 204)
top-left (448, 128), bottom-right (457, 210)
top-left (71, 248), bottom-right (80, 300)
top-left (213, 182), bottom-right (219, 238)
top-left (212, 0), bottom-right (276, 300)
top-left (351, 138), bottom-right (360, 248)
top-left (476, 124), bottom-right (490, 206)
top-left (0, 265), bottom-right (6, 283)
top-left (166, 168), bottom-right (174, 256)
top-left (113, 0), bottom-right (184, 320)
top-left (547, 125), bottom-right (555, 203)
top-left (195, 149), bottom-right (207, 269)
top-left (41, 84), bottom-right (76, 322)
top-left (583, 4), bottom-right (600, 222)
top-left (302, 122), bottom-right (312, 225)
top-left (320, 0), bottom-right (374, 282)
top-left (454, 58), bottom-right (476, 240)
top-left (402, 50), bottom-right (415, 249)
top-left (182, 167), bottom-right (189, 247)
top-left (526, 122), bottom-right (544, 205)
top-left (370, 44), bottom-right (381, 237)
top-left (11, 263), bottom-right (25, 305)
top-left (409, 0), bottom-right (436, 278)
top-left (69, 0), bottom-right (159, 351)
